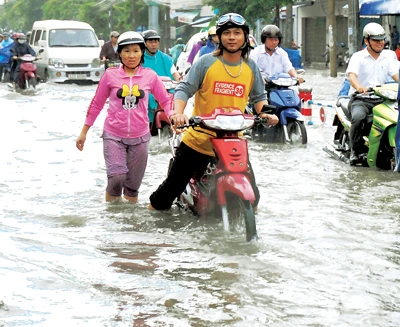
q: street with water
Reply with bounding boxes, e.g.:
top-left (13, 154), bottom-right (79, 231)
top-left (0, 68), bottom-right (399, 327)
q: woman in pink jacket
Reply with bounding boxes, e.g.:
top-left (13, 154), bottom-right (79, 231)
top-left (76, 31), bottom-right (173, 203)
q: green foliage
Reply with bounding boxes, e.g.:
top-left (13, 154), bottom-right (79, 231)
top-left (204, 0), bottom-right (283, 28)
top-left (0, 0), bottom-right (148, 37)
top-left (0, 0), bottom-right (46, 32)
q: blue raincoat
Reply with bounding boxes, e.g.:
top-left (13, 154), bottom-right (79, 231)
top-left (0, 42), bottom-right (13, 65)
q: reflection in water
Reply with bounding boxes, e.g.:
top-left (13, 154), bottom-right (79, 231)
top-left (1, 74), bottom-right (400, 326)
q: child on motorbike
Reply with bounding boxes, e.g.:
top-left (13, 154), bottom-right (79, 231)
top-left (76, 31), bottom-right (173, 203)
top-left (149, 13), bottom-right (278, 212)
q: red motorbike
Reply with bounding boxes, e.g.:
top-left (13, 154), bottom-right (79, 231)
top-left (170, 108), bottom-right (263, 242)
top-left (16, 54), bottom-right (39, 89)
top-left (150, 76), bottom-right (179, 141)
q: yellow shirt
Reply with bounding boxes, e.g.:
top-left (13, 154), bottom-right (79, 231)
top-left (178, 56), bottom-right (266, 156)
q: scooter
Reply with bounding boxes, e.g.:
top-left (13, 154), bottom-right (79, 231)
top-left (150, 76), bottom-right (179, 141)
top-left (0, 64), bottom-right (11, 83)
top-left (18, 54), bottom-right (39, 89)
top-left (10, 49), bottom-right (43, 90)
top-left (247, 72), bottom-right (307, 145)
top-left (323, 83), bottom-right (398, 170)
top-left (105, 59), bottom-right (121, 69)
top-left (170, 108), bottom-right (264, 242)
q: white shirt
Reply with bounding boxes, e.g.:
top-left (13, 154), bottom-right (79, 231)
top-left (249, 45), bottom-right (294, 79)
top-left (346, 48), bottom-right (398, 94)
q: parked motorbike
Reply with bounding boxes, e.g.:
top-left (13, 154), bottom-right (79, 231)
top-left (323, 83), bottom-right (398, 170)
top-left (247, 72), bottom-right (307, 145)
top-left (170, 108), bottom-right (264, 242)
top-left (150, 76), bottom-right (179, 141)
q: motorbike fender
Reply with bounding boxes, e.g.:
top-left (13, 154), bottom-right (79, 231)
top-left (153, 109), bottom-right (170, 129)
top-left (388, 126), bottom-right (397, 147)
top-left (216, 173), bottom-right (255, 205)
top-left (25, 72), bottom-right (35, 79)
top-left (211, 138), bottom-right (248, 173)
top-left (280, 108), bottom-right (304, 125)
top-left (367, 125), bottom-right (397, 167)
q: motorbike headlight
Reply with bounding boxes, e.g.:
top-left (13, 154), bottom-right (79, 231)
top-left (91, 58), bottom-right (102, 68)
top-left (48, 58), bottom-right (64, 68)
top-left (378, 89), bottom-right (397, 101)
top-left (203, 115), bottom-right (254, 131)
top-left (273, 77), bottom-right (297, 87)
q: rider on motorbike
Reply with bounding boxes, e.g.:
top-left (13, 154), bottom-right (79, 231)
top-left (149, 13), bottom-right (279, 212)
top-left (0, 32), bottom-right (14, 82)
top-left (346, 22), bottom-right (398, 165)
top-left (142, 30), bottom-right (181, 124)
top-left (10, 33), bottom-right (36, 88)
top-left (250, 25), bottom-right (302, 83)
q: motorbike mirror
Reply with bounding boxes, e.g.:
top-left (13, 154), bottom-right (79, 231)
top-left (296, 68), bottom-right (305, 75)
top-left (38, 49), bottom-right (44, 54)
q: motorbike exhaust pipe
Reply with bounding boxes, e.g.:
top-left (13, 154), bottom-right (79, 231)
top-left (323, 143), bottom-right (349, 163)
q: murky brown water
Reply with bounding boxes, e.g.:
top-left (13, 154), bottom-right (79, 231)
top-left (1, 69), bottom-right (399, 327)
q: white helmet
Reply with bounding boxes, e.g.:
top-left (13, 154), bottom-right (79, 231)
top-left (117, 31), bottom-right (145, 52)
top-left (363, 23), bottom-right (386, 40)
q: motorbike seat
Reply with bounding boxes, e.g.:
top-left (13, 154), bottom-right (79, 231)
top-left (336, 96), bottom-right (351, 119)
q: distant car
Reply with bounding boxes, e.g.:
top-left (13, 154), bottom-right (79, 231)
top-left (176, 32), bottom-right (258, 76)
top-left (176, 31), bottom-right (207, 76)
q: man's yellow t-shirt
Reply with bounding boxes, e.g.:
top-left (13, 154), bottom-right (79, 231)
top-left (176, 54), bottom-right (267, 156)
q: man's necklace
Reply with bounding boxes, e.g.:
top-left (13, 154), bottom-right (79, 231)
top-left (221, 57), bottom-right (242, 78)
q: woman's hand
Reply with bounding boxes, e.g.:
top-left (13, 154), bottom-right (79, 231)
top-left (76, 133), bottom-right (86, 151)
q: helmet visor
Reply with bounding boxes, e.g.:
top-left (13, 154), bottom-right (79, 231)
top-left (217, 13), bottom-right (246, 27)
top-left (370, 34), bottom-right (386, 40)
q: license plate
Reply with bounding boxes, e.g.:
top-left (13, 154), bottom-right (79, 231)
top-left (68, 74), bottom-right (87, 80)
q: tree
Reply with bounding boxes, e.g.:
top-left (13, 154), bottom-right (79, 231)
top-left (0, 0), bottom-right (46, 32)
top-left (203, 0), bottom-right (284, 30)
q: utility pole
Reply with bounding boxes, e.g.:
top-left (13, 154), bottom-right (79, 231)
top-left (328, 0), bottom-right (336, 77)
top-left (348, 0), bottom-right (360, 56)
top-left (285, 2), bottom-right (293, 48)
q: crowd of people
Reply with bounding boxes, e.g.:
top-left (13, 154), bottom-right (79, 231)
top-left (76, 14), bottom-right (400, 207)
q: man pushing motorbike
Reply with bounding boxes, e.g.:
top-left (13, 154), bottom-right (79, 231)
top-left (346, 22), bottom-right (398, 165)
top-left (149, 13), bottom-right (278, 212)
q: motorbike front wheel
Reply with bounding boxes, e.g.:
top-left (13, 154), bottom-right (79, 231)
top-left (285, 120), bottom-right (307, 144)
top-left (226, 194), bottom-right (257, 242)
top-left (27, 77), bottom-right (36, 89)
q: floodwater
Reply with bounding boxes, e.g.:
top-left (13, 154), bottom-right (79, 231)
top-left (1, 69), bottom-right (399, 327)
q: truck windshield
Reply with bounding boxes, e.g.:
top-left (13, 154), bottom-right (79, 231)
top-left (49, 29), bottom-right (99, 47)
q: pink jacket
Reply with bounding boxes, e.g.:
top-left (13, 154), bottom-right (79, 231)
top-left (85, 65), bottom-right (173, 138)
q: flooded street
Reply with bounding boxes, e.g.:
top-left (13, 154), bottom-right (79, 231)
top-left (1, 69), bottom-right (399, 327)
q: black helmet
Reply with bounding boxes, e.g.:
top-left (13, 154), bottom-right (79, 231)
top-left (216, 13), bottom-right (249, 36)
top-left (142, 30), bottom-right (160, 41)
top-left (261, 25), bottom-right (282, 44)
